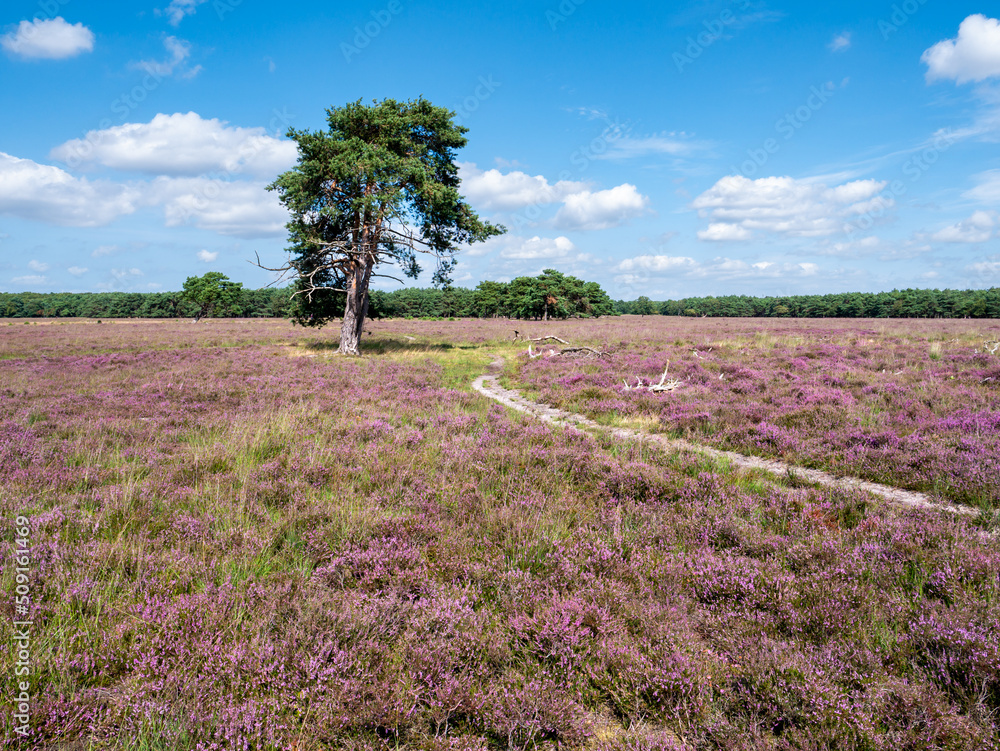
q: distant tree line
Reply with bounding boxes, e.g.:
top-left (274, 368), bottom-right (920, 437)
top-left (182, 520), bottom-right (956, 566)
top-left (0, 270), bottom-right (617, 321)
top-left (10, 278), bottom-right (993, 321)
top-left (0, 288), bottom-right (296, 319)
top-left (615, 288), bottom-right (1000, 319)
top-left (366, 269), bottom-right (616, 321)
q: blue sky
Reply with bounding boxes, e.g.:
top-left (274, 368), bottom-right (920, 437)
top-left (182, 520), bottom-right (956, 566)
top-left (1, 0), bottom-right (999, 299)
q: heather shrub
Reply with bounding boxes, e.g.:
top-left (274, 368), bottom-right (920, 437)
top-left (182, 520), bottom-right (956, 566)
top-left (1, 318), bottom-right (998, 749)
top-left (513, 318), bottom-right (1000, 510)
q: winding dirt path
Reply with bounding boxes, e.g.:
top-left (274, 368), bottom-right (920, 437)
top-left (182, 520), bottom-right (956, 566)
top-left (473, 359), bottom-right (980, 518)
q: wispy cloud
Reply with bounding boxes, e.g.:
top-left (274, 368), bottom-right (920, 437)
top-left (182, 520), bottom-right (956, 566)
top-left (130, 36), bottom-right (201, 79)
top-left (159, 0), bottom-right (209, 27)
top-left (828, 32), bottom-right (851, 52)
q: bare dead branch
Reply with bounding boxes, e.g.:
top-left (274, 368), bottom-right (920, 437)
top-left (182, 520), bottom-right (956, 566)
top-left (529, 335), bottom-right (570, 344)
top-left (557, 346), bottom-right (609, 359)
top-left (521, 334), bottom-right (607, 359)
top-left (622, 362), bottom-right (683, 393)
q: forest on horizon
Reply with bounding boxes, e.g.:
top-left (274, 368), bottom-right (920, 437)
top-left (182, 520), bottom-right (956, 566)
top-left (2, 276), bottom-right (999, 321)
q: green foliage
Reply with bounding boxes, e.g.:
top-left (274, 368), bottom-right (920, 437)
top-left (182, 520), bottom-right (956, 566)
top-left (0, 288), bottom-right (292, 319)
top-left (471, 269), bottom-right (615, 320)
top-left (180, 272), bottom-right (244, 321)
top-left (633, 296), bottom-right (657, 316)
top-left (612, 287), bottom-right (1000, 319)
top-left (0, 270), bottom-right (614, 321)
top-left (6, 285), bottom-right (1000, 321)
top-left (268, 97), bottom-right (504, 333)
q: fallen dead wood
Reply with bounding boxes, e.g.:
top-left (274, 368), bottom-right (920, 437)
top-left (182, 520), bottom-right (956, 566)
top-left (623, 362), bottom-right (683, 393)
top-left (530, 335), bottom-right (570, 344)
top-left (524, 336), bottom-right (608, 359)
top-left (558, 346), bottom-right (608, 358)
top-left (527, 343), bottom-right (608, 359)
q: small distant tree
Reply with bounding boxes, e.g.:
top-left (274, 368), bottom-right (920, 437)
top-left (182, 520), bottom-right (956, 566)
top-left (575, 281), bottom-right (615, 317)
top-left (181, 272), bottom-right (243, 322)
top-left (473, 280), bottom-right (509, 318)
top-left (633, 296), bottom-right (656, 316)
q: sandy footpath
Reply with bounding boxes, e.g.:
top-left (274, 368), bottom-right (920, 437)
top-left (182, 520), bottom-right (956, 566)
top-left (473, 359), bottom-right (981, 519)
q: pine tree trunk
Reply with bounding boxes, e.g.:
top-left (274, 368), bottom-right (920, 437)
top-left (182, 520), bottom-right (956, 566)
top-left (338, 259), bottom-right (373, 356)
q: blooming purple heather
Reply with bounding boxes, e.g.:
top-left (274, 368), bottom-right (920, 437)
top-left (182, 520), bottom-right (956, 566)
top-left (513, 317), bottom-right (1000, 510)
top-left (1, 317), bottom-right (998, 749)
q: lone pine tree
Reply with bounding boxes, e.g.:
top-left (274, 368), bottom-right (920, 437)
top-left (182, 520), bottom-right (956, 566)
top-left (266, 97), bottom-right (504, 355)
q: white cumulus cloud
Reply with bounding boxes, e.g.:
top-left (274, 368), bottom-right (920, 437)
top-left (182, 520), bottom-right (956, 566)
top-left (922, 14), bottom-right (1000, 84)
top-left (691, 174), bottom-right (888, 239)
top-left (28, 259), bottom-right (49, 272)
top-left (932, 211), bottom-right (996, 243)
top-left (458, 163), bottom-right (587, 211)
top-left (0, 152), bottom-right (137, 226)
top-left (67, 266), bottom-right (88, 276)
top-left (499, 235), bottom-right (575, 260)
top-left (467, 234), bottom-right (577, 260)
top-left (1, 17), bottom-right (94, 60)
top-left (197, 249), bottom-right (218, 262)
top-left (149, 177), bottom-right (289, 238)
top-left (613, 255), bottom-right (823, 286)
top-left (51, 112), bottom-right (298, 177)
top-left (616, 255), bottom-right (697, 272)
top-left (697, 223), bottom-right (752, 241)
top-left (555, 184), bottom-right (650, 231)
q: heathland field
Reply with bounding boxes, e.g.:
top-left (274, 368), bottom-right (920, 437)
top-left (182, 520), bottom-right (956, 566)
top-left (2, 317), bottom-right (999, 750)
